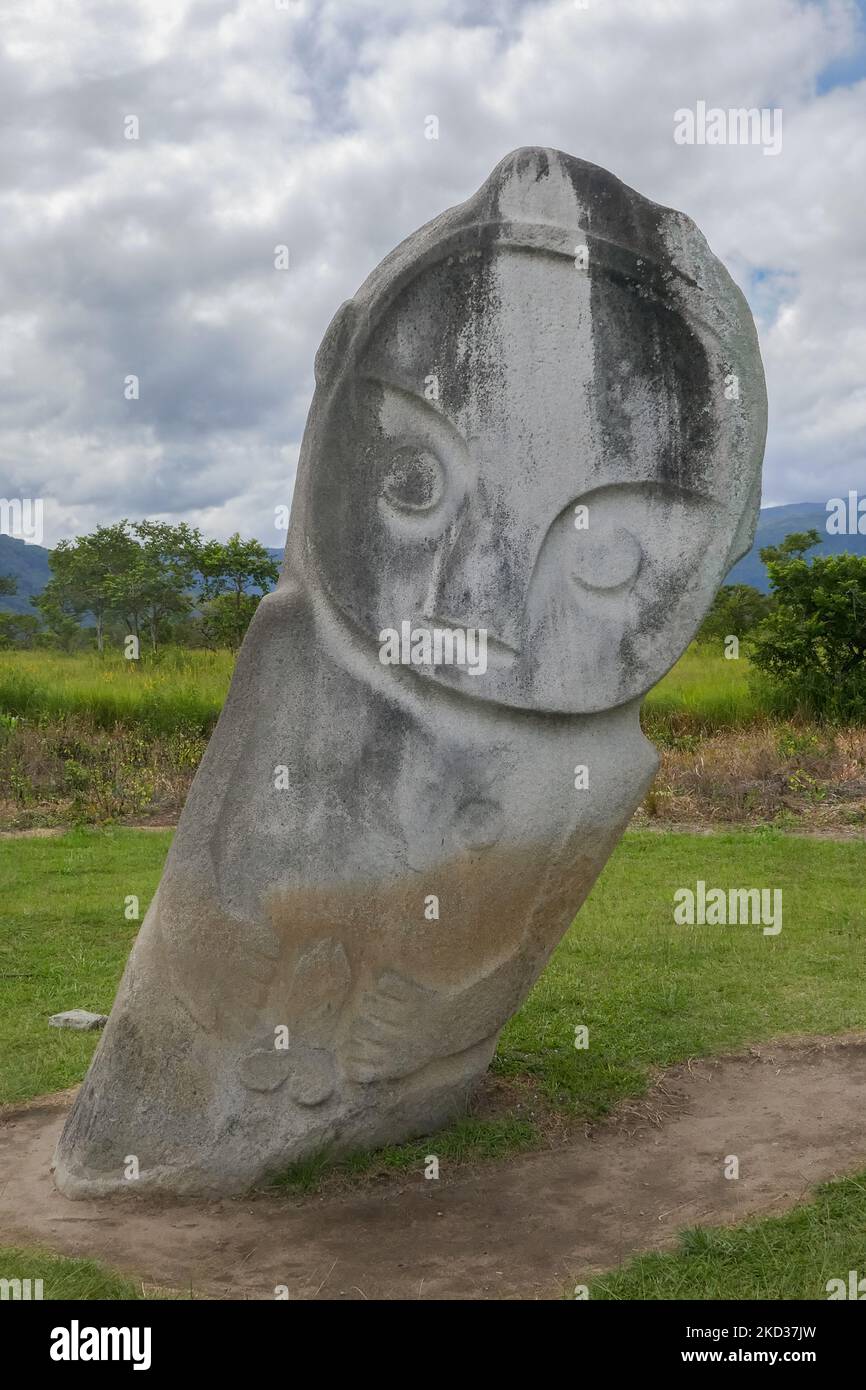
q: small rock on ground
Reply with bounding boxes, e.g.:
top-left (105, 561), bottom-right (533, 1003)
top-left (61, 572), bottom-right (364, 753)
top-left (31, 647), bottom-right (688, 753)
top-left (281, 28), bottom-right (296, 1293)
top-left (48, 1010), bottom-right (108, 1031)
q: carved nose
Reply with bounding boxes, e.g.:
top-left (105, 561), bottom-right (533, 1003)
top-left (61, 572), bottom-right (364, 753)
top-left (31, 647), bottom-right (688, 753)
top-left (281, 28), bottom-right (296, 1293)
top-left (422, 508), bottom-right (527, 653)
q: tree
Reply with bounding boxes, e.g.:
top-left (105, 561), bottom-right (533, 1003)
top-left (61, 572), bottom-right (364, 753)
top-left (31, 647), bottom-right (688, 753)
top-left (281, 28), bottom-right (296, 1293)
top-left (0, 574), bottom-right (17, 597)
top-left (129, 521), bottom-right (201, 652)
top-left (11, 521), bottom-right (275, 653)
top-left (103, 558), bottom-right (150, 648)
top-left (200, 592), bottom-right (263, 649)
top-left (758, 528), bottom-right (822, 568)
top-left (0, 611), bottom-right (39, 649)
top-left (198, 534), bottom-right (279, 648)
top-left (30, 585), bottom-right (86, 651)
top-left (748, 531), bottom-right (866, 718)
top-left (90, 521), bottom-right (200, 652)
top-left (697, 583), bottom-right (772, 646)
top-left (48, 523), bottom-right (140, 653)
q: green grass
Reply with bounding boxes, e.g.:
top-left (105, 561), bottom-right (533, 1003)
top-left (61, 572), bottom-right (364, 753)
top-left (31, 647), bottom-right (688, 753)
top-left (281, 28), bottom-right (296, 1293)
top-left (0, 829), bottom-right (169, 1102)
top-left (271, 1114), bottom-right (540, 1194)
top-left (0, 648), bottom-right (232, 736)
top-left (0, 1245), bottom-right (153, 1299)
top-left (495, 826), bottom-right (866, 1114)
top-left (2, 827), bottom-right (864, 1123)
top-left (587, 1173), bottom-right (866, 1300)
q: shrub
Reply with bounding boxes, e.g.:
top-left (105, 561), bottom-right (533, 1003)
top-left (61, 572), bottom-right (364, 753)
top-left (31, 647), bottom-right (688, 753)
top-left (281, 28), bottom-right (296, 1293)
top-left (748, 532), bottom-right (866, 720)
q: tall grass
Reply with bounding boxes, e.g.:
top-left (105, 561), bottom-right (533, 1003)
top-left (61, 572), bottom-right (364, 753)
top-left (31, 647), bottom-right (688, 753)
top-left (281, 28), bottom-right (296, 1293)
top-left (642, 645), bottom-right (798, 738)
top-left (0, 643), bottom-right (810, 740)
top-left (0, 648), bottom-right (232, 736)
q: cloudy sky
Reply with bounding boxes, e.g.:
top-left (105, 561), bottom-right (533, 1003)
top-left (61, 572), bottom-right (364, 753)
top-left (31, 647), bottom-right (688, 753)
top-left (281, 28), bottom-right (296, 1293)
top-left (2, 0), bottom-right (864, 547)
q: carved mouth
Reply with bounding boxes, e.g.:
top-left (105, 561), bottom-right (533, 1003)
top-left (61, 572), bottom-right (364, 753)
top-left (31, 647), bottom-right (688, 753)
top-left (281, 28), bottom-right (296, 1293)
top-left (425, 617), bottom-right (518, 669)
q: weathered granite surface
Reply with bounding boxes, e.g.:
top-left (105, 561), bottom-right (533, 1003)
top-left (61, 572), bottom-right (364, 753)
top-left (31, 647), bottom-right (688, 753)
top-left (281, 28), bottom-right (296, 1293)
top-left (54, 148), bottom-right (766, 1197)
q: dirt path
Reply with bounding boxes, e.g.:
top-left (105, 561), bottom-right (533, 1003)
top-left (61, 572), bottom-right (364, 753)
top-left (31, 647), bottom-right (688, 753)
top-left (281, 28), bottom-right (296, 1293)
top-left (0, 824), bottom-right (173, 839)
top-left (633, 820), bottom-right (866, 841)
top-left (2, 1036), bottom-right (866, 1300)
top-left (3, 820), bottom-right (865, 841)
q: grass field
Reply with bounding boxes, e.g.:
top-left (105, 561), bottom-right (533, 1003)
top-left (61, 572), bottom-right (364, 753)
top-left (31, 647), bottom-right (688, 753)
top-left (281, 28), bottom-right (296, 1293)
top-left (588, 1174), bottom-right (866, 1302)
top-left (2, 826), bottom-right (865, 1299)
top-left (2, 826), bottom-right (864, 1115)
top-left (0, 831), bottom-right (161, 1102)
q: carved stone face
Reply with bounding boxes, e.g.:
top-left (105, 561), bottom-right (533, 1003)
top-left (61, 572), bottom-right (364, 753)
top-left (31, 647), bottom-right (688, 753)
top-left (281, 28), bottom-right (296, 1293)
top-left (303, 151), bottom-right (764, 714)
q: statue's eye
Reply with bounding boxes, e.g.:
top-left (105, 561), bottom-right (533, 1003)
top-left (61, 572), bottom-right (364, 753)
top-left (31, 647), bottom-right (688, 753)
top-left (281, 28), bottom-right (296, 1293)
top-left (571, 526), bottom-right (643, 594)
top-left (381, 447), bottom-right (445, 515)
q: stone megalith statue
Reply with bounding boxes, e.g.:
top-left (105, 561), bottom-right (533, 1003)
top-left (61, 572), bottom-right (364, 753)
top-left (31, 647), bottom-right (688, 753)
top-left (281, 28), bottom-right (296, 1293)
top-left (54, 148), bottom-right (766, 1197)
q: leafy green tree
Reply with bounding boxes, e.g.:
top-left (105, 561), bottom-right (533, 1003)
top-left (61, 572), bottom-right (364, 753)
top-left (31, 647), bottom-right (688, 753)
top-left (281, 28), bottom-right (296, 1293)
top-left (697, 584), bottom-right (772, 646)
top-left (0, 574), bottom-right (17, 597)
top-left (129, 521), bottom-right (201, 652)
top-left (14, 520), bottom-right (274, 653)
top-left (0, 611), bottom-right (39, 649)
top-left (92, 521), bottom-right (200, 652)
top-left (200, 592), bottom-right (263, 650)
top-left (30, 585), bottom-right (85, 651)
top-left (748, 530), bottom-right (866, 718)
top-left (48, 523), bottom-right (140, 653)
top-left (759, 528), bottom-right (822, 567)
top-left (198, 534), bottom-right (279, 648)
top-left (103, 558), bottom-right (151, 648)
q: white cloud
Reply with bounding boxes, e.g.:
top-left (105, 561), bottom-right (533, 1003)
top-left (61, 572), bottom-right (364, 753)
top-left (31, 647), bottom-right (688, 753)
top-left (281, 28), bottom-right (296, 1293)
top-left (0, 0), bottom-right (863, 543)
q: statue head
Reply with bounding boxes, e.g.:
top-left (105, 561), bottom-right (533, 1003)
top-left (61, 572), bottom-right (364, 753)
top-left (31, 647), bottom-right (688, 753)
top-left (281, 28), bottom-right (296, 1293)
top-left (288, 147), bottom-right (766, 713)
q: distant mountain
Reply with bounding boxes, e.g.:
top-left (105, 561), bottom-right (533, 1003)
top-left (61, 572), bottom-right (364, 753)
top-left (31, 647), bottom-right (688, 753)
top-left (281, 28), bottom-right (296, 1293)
top-left (0, 534), bottom-right (52, 614)
top-left (0, 507), bottom-right (861, 614)
top-left (727, 501), bottom-right (866, 591)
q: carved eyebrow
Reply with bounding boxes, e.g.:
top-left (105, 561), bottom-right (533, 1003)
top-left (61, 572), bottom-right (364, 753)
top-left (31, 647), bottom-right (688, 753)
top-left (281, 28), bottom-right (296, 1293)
top-left (570, 478), bottom-right (716, 510)
top-left (362, 372), bottom-right (439, 410)
top-left (361, 374), bottom-right (472, 460)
